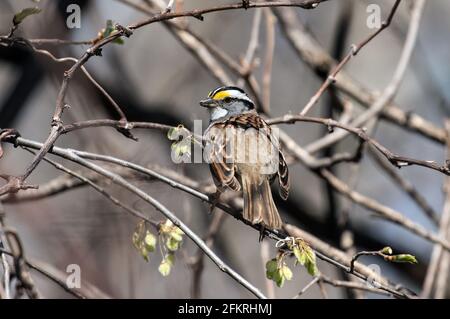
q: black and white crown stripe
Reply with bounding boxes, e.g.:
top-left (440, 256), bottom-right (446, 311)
top-left (208, 86), bottom-right (254, 105)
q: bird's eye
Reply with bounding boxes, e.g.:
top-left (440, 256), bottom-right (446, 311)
top-left (223, 97), bottom-right (232, 103)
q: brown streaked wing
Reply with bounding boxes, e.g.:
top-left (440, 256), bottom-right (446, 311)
top-left (278, 150), bottom-right (290, 200)
top-left (205, 122), bottom-right (241, 192)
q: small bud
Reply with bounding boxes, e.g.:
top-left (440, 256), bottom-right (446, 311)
top-left (380, 246), bottom-right (393, 255)
top-left (391, 254), bottom-right (418, 264)
top-left (159, 254), bottom-right (175, 277)
top-left (144, 231), bottom-right (156, 252)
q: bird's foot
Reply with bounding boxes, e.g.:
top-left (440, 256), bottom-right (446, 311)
top-left (208, 190), bottom-right (221, 214)
top-left (258, 224), bottom-right (266, 242)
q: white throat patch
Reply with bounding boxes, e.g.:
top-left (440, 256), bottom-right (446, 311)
top-left (210, 107), bottom-right (229, 121)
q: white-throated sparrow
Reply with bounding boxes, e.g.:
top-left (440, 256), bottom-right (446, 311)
top-left (200, 86), bottom-right (289, 231)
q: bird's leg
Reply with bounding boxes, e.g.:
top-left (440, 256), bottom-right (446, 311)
top-left (258, 224), bottom-right (266, 242)
top-left (208, 189), bottom-right (221, 214)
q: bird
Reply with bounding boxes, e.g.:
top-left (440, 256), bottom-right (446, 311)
top-left (200, 86), bottom-right (289, 232)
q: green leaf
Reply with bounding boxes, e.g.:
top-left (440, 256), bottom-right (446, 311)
top-left (104, 20), bottom-right (114, 36)
top-left (132, 221), bottom-right (146, 250)
top-left (160, 219), bottom-right (173, 233)
top-left (168, 125), bottom-right (193, 160)
top-left (160, 219), bottom-right (184, 249)
top-left (391, 254), bottom-right (418, 264)
top-left (158, 261), bottom-right (171, 276)
top-left (306, 261), bottom-right (319, 276)
top-left (273, 269), bottom-right (285, 288)
top-left (171, 142), bottom-right (191, 158)
top-left (144, 231), bottom-right (156, 252)
top-left (173, 227), bottom-right (184, 236)
top-left (132, 232), bottom-right (140, 250)
top-left (166, 237), bottom-right (180, 251)
top-left (166, 253), bottom-right (175, 266)
top-left (13, 7), bottom-right (42, 25)
top-left (140, 245), bottom-right (149, 262)
top-left (113, 38), bottom-right (124, 45)
top-left (170, 231), bottom-right (183, 242)
top-left (380, 246), bottom-right (393, 255)
top-left (295, 240), bottom-right (320, 276)
top-left (132, 221), bottom-right (156, 262)
top-left (159, 254), bottom-right (175, 277)
top-left (167, 126), bottom-right (181, 141)
top-left (293, 246), bottom-right (306, 266)
top-left (266, 258), bottom-right (293, 288)
top-left (303, 245), bottom-right (315, 263)
top-left (167, 125), bottom-right (189, 141)
top-left (281, 265), bottom-right (293, 281)
top-left (101, 20), bottom-right (124, 45)
top-left (265, 259), bottom-right (277, 280)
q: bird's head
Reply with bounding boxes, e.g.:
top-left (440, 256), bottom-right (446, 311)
top-left (200, 86), bottom-right (255, 121)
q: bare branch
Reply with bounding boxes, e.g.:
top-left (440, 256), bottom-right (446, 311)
top-left (13, 141), bottom-right (268, 299)
top-left (305, 0), bottom-right (426, 153)
top-left (274, 3), bottom-right (444, 144)
top-left (299, 0), bottom-right (402, 116)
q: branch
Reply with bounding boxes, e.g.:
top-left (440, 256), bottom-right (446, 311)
top-left (284, 224), bottom-right (413, 298)
top-left (6, 136), bottom-right (412, 298)
top-left (273, 130), bottom-right (450, 251)
top-left (299, 0), bottom-right (401, 116)
top-left (368, 148), bottom-right (440, 225)
top-left (130, 1), bottom-right (329, 29)
top-left (1, 166), bottom-right (145, 203)
top-left (293, 273), bottom-right (392, 298)
top-left (13, 140), bottom-right (267, 299)
top-left (304, 0), bottom-right (426, 153)
top-left (421, 121), bottom-right (450, 298)
top-left (14, 114), bottom-right (447, 253)
top-left (189, 211), bottom-right (226, 299)
top-left (28, 39), bottom-right (93, 45)
top-left (22, 148), bottom-right (160, 228)
top-left (236, 8), bottom-right (262, 88)
top-left (268, 115), bottom-right (450, 176)
top-left (262, 9), bottom-right (276, 112)
top-left (0, 229), bottom-right (41, 298)
top-left (273, 3), bottom-right (445, 145)
top-left (319, 274), bottom-right (391, 297)
top-left (0, 25), bottom-right (134, 196)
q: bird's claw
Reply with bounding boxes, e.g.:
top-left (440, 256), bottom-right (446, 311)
top-left (208, 190), bottom-right (221, 214)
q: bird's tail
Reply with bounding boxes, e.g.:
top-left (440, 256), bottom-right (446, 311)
top-left (241, 174), bottom-right (283, 230)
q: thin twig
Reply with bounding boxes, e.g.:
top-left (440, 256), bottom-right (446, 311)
top-left (434, 120), bottom-right (450, 299)
top-left (421, 120), bottom-right (450, 298)
top-left (22, 148), bottom-right (159, 228)
top-left (274, 4), bottom-right (444, 144)
top-left (319, 274), bottom-right (391, 297)
top-left (237, 8), bottom-right (262, 88)
top-left (130, 1), bottom-right (329, 30)
top-left (268, 115), bottom-right (450, 176)
top-left (368, 148), bottom-right (439, 225)
top-left (190, 212), bottom-right (226, 299)
top-left (262, 9), bottom-right (276, 112)
top-left (293, 276), bottom-right (319, 298)
top-left (16, 141), bottom-right (267, 299)
top-left (299, 0), bottom-right (402, 116)
top-left (304, 0), bottom-right (427, 153)
top-left (7, 136), bottom-right (412, 298)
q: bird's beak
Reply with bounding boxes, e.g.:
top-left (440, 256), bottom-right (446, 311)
top-left (199, 98), bottom-right (218, 108)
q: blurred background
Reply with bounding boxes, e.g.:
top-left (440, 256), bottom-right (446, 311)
top-left (0, 0), bottom-right (449, 298)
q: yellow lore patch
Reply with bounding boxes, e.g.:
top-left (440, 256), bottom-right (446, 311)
top-left (210, 90), bottom-right (231, 100)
